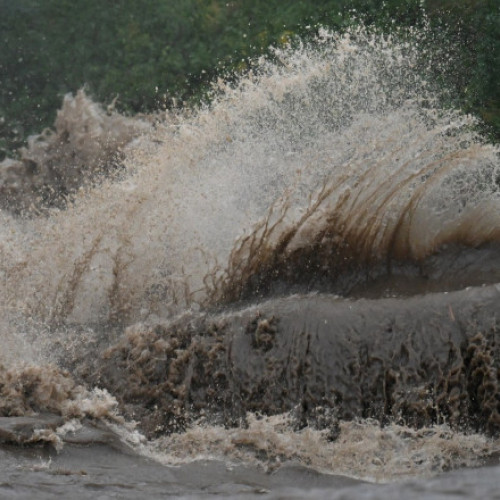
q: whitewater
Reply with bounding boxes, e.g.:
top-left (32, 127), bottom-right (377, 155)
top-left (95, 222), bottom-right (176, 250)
top-left (0, 26), bottom-right (500, 498)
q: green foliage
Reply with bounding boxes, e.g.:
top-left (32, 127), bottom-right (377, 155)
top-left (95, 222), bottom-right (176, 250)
top-left (424, 0), bottom-right (500, 139)
top-left (0, 0), bottom-right (498, 157)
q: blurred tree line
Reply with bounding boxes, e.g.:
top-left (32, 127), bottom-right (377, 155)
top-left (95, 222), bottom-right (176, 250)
top-left (0, 0), bottom-right (498, 158)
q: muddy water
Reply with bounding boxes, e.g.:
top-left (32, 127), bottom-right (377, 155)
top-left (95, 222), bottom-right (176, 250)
top-left (1, 26), bottom-right (500, 499)
top-left (0, 428), bottom-right (498, 499)
top-left (0, 430), bottom-right (363, 499)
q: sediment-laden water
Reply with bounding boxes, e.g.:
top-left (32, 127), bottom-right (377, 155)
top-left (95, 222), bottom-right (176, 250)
top-left (1, 26), bottom-right (500, 498)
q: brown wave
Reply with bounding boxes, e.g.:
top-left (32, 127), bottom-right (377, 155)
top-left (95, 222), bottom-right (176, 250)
top-left (71, 283), bottom-right (500, 439)
top-left (209, 122), bottom-right (500, 305)
top-left (0, 90), bottom-right (150, 215)
top-left (1, 29), bottom-right (499, 329)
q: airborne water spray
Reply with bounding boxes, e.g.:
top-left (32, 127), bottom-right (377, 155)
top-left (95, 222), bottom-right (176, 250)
top-left (0, 24), bottom-right (500, 485)
top-left (2, 25), bottom-right (498, 331)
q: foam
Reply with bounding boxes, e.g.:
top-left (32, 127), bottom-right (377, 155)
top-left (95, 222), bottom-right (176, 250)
top-left (143, 414), bottom-right (499, 483)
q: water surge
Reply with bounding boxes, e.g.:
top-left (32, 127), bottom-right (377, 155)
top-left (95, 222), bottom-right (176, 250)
top-left (1, 26), bottom-right (500, 487)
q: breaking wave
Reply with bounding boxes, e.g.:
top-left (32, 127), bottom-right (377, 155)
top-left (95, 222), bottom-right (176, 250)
top-left (1, 26), bottom-right (500, 483)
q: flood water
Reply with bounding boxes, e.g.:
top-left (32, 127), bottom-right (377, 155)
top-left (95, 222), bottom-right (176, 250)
top-left (1, 26), bottom-right (500, 498)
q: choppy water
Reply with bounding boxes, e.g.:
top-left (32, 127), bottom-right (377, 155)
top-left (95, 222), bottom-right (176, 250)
top-left (1, 26), bottom-right (500, 498)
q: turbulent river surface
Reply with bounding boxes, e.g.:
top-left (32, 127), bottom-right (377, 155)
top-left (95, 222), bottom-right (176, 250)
top-left (1, 27), bottom-right (500, 499)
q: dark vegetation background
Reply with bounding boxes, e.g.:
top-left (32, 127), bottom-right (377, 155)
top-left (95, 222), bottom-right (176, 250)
top-left (1, 0), bottom-right (498, 158)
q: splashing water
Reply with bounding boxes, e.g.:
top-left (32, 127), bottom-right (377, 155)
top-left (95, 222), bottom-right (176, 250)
top-left (1, 26), bottom-right (500, 487)
top-left (1, 26), bottom-right (499, 329)
top-left (142, 414), bottom-right (498, 482)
